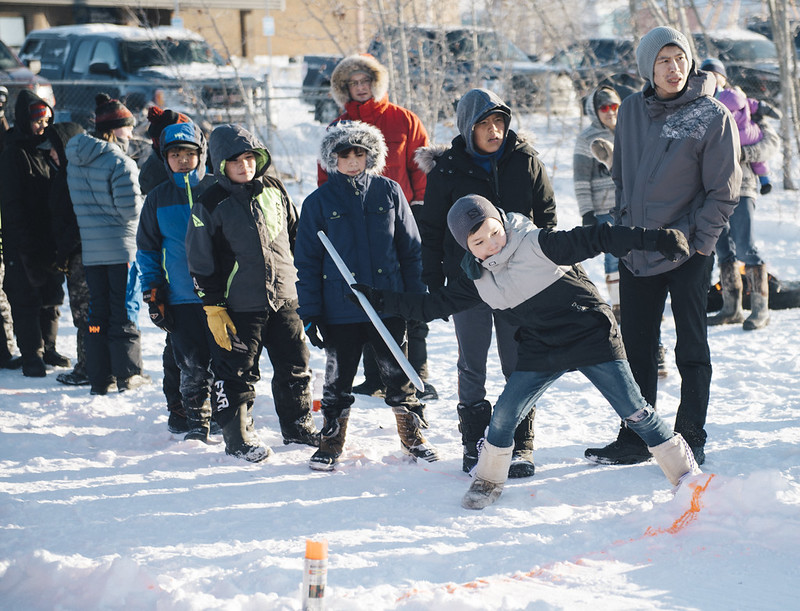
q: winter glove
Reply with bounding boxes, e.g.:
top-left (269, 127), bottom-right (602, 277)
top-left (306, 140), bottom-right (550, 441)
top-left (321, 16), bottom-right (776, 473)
top-left (590, 138), bottom-right (614, 171)
top-left (303, 317), bottom-right (327, 350)
top-left (582, 211), bottom-right (597, 227)
top-left (349, 283), bottom-right (385, 312)
top-left (143, 286), bottom-right (174, 332)
top-left (756, 100), bottom-right (782, 120)
top-left (203, 305), bottom-right (236, 351)
top-left (643, 229), bottom-right (690, 262)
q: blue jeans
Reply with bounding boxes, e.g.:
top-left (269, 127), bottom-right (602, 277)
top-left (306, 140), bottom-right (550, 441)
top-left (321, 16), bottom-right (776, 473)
top-left (596, 213), bottom-right (620, 274)
top-left (716, 196), bottom-right (764, 266)
top-left (485, 360), bottom-right (674, 449)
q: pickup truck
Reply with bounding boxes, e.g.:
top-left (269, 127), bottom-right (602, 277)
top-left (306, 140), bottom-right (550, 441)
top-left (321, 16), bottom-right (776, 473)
top-left (0, 37), bottom-right (55, 124)
top-left (18, 23), bottom-right (264, 129)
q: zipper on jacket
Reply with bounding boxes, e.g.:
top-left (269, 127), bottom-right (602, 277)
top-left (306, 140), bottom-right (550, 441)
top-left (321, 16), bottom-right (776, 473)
top-left (647, 139), bottom-right (673, 183)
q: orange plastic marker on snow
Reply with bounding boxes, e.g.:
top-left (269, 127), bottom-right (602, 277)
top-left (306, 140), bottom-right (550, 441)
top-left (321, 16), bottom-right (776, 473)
top-left (302, 539), bottom-right (328, 609)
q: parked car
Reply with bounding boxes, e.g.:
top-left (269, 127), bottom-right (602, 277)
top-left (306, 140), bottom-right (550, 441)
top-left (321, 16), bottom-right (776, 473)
top-left (18, 24), bottom-right (264, 129)
top-left (367, 25), bottom-right (574, 114)
top-left (301, 25), bottom-right (574, 123)
top-left (0, 37), bottom-right (55, 124)
top-left (692, 29), bottom-right (781, 104)
top-left (547, 37), bottom-right (645, 101)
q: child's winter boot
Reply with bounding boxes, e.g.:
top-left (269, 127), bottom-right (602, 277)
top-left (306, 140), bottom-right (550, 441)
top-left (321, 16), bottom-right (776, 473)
top-left (221, 403), bottom-right (272, 463)
top-left (648, 433), bottom-right (701, 486)
top-left (184, 395), bottom-right (212, 443)
top-left (509, 408), bottom-right (536, 478)
top-left (309, 407), bottom-right (350, 471)
top-left (708, 261), bottom-right (745, 325)
top-left (743, 264), bottom-right (770, 330)
top-left (462, 441), bottom-right (513, 510)
top-left (457, 400), bottom-right (492, 473)
top-left (393, 404), bottom-right (440, 462)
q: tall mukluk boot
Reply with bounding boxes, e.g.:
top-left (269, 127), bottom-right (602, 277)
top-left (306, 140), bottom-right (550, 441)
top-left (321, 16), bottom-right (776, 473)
top-left (457, 400), bottom-right (492, 473)
top-left (606, 271), bottom-right (621, 323)
top-left (184, 395), bottom-right (213, 443)
top-left (743, 264), bottom-right (770, 330)
top-left (309, 407), bottom-right (350, 471)
top-left (509, 408), bottom-right (536, 478)
top-left (462, 441), bottom-right (513, 510)
top-left (393, 404), bottom-right (440, 462)
top-left (708, 261), bottom-right (745, 325)
top-left (648, 433), bottom-right (702, 487)
top-left (221, 403), bottom-right (272, 463)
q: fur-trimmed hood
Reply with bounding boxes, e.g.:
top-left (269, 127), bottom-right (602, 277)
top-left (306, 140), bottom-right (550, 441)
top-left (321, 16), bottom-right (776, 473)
top-left (318, 120), bottom-right (387, 176)
top-left (414, 130), bottom-right (536, 175)
top-left (330, 54), bottom-right (390, 108)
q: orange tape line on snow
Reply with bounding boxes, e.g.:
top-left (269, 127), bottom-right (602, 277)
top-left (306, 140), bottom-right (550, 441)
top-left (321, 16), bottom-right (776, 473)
top-left (396, 473), bottom-right (715, 603)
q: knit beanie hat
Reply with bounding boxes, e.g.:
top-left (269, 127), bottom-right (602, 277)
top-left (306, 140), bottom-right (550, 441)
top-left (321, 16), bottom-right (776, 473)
top-left (94, 93), bottom-right (135, 133)
top-left (29, 102), bottom-right (50, 121)
top-left (700, 57), bottom-right (726, 79)
top-left (447, 194), bottom-right (503, 251)
top-left (146, 105), bottom-right (191, 145)
top-left (636, 26), bottom-right (693, 88)
top-left (593, 86), bottom-right (621, 115)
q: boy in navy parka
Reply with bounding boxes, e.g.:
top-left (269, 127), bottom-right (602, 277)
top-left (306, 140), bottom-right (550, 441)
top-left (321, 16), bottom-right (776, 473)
top-left (185, 124), bottom-right (319, 463)
top-left (136, 121), bottom-right (218, 441)
top-left (295, 120), bottom-right (439, 471)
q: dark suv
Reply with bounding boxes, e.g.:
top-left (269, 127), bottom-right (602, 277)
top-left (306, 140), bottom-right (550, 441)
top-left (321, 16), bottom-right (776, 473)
top-left (18, 24), bottom-right (263, 128)
top-left (547, 37), bottom-right (644, 100)
top-left (0, 38), bottom-right (55, 124)
top-left (692, 30), bottom-right (781, 104)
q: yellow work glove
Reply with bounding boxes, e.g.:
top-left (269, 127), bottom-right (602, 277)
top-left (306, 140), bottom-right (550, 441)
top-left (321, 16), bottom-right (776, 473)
top-left (203, 305), bottom-right (236, 351)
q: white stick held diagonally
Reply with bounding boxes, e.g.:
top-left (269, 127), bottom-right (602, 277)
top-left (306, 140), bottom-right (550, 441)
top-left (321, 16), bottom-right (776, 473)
top-left (316, 230), bottom-right (424, 392)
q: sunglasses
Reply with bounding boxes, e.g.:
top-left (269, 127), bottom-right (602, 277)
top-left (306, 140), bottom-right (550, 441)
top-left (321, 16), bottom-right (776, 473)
top-left (347, 78), bottom-right (373, 88)
top-left (598, 103), bottom-right (619, 113)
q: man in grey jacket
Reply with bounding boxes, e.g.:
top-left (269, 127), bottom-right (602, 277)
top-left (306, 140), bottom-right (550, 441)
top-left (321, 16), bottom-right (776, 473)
top-left (584, 26), bottom-right (741, 467)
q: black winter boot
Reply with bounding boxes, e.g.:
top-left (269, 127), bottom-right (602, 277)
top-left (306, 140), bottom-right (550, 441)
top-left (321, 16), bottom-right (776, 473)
top-left (457, 400), bottom-right (492, 473)
top-left (393, 404), bottom-right (440, 462)
top-left (310, 407), bottom-right (350, 471)
top-left (584, 422), bottom-right (652, 465)
top-left (221, 403), bottom-right (271, 463)
top-left (43, 349), bottom-right (71, 368)
top-left (167, 403), bottom-right (190, 434)
top-left (509, 407), bottom-right (536, 478)
top-left (281, 411), bottom-right (320, 447)
top-left (184, 395), bottom-right (213, 443)
top-left (22, 354), bottom-right (46, 377)
top-left (58, 327), bottom-right (90, 385)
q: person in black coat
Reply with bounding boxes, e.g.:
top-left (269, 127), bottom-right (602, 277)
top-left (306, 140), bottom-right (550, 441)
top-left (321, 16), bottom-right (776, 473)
top-left (0, 90), bottom-right (70, 377)
top-left (413, 88), bottom-right (557, 477)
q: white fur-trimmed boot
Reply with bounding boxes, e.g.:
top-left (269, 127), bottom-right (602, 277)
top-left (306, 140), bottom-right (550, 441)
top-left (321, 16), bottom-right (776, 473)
top-left (648, 433), bottom-right (702, 487)
top-left (461, 441), bottom-right (513, 510)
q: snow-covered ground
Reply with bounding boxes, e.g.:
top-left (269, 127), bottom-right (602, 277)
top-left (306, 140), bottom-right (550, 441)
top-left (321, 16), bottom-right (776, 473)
top-left (2, 88), bottom-right (799, 610)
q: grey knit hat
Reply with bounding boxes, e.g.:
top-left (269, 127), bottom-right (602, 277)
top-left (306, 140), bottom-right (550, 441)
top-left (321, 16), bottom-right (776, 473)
top-left (447, 194), bottom-right (503, 251)
top-left (636, 26), bottom-right (693, 88)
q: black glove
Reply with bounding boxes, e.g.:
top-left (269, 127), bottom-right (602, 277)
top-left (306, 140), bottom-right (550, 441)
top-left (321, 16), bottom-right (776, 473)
top-left (303, 318), bottom-right (327, 349)
top-left (143, 286), bottom-right (174, 332)
top-left (349, 283), bottom-right (385, 312)
top-left (643, 229), bottom-right (690, 262)
top-left (582, 212), bottom-right (597, 227)
top-left (756, 100), bottom-right (782, 120)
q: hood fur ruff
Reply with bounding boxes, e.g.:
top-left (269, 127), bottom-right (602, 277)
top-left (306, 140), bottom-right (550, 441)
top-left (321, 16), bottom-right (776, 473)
top-left (330, 54), bottom-right (390, 108)
top-left (414, 130), bottom-right (536, 175)
top-left (319, 120), bottom-right (388, 176)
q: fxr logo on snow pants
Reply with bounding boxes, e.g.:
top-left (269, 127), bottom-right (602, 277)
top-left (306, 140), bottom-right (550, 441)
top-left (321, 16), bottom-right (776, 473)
top-left (214, 380), bottom-right (230, 411)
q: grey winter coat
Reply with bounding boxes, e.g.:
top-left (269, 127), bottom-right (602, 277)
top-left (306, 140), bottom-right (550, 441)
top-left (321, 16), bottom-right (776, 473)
top-left (185, 124), bottom-right (299, 312)
top-left (611, 72), bottom-right (741, 275)
top-left (573, 89), bottom-right (616, 217)
top-left (65, 133), bottom-right (143, 266)
top-left (380, 212), bottom-right (670, 372)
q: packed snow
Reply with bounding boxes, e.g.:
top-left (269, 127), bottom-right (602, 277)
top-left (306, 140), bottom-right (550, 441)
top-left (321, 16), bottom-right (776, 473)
top-left (1, 75), bottom-right (799, 609)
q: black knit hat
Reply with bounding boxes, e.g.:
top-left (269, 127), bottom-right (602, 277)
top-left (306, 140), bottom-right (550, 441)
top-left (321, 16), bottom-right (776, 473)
top-left (94, 93), bottom-right (134, 133)
top-left (146, 105), bottom-right (191, 143)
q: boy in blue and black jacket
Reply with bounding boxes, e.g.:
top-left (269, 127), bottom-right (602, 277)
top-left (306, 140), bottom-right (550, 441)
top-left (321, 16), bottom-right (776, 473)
top-left (136, 121), bottom-right (218, 442)
top-left (185, 124), bottom-right (318, 463)
top-left (295, 120), bottom-right (439, 471)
